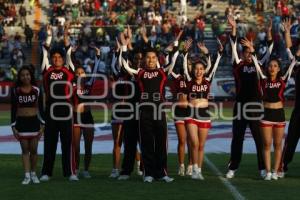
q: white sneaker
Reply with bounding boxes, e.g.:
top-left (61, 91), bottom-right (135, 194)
top-left (191, 170), bottom-right (204, 180)
top-left (137, 170), bottom-right (143, 176)
top-left (264, 172), bottom-right (272, 181)
top-left (226, 170), bottom-right (235, 179)
top-left (118, 175), bottom-right (130, 180)
top-left (22, 177), bottom-right (31, 185)
top-left (143, 176), bottom-right (154, 183)
top-left (178, 165), bottom-right (185, 176)
top-left (260, 170), bottom-right (267, 178)
top-left (271, 172), bottom-right (278, 180)
top-left (82, 171), bottom-right (91, 179)
top-left (160, 176), bottom-right (174, 183)
top-left (109, 169), bottom-right (120, 178)
top-left (186, 165), bottom-right (193, 176)
top-left (69, 174), bottom-right (79, 181)
top-left (277, 172), bottom-right (285, 178)
top-left (31, 174), bottom-right (40, 184)
top-left (40, 175), bottom-right (50, 182)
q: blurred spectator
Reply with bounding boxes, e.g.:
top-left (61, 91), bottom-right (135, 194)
top-left (24, 24), bottom-right (33, 47)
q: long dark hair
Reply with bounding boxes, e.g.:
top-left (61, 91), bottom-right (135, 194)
top-left (16, 65), bottom-right (36, 87)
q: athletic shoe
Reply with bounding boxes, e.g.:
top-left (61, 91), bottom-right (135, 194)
top-left (260, 170), bottom-right (267, 178)
top-left (264, 172), bottom-right (272, 181)
top-left (31, 174), bottom-right (40, 184)
top-left (69, 174), bottom-right (79, 181)
top-left (143, 176), bottom-right (154, 183)
top-left (226, 170), bottom-right (235, 179)
top-left (186, 165), bottom-right (193, 176)
top-left (271, 172), bottom-right (278, 180)
top-left (82, 171), bottom-right (91, 179)
top-left (159, 176), bottom-right (174, 183)
top-left (22, 177), bottom-right (31, 185)
top-left (118, 175), bottom-right (130, 180)
top-left (178, 165), bottom-right (185, 176)
top-left (137, 170), bottom-right (143, 176)
top-left (109, 169), bottom-right (120, 178)
top-left (191, 170), bottom-right (204, 180)
top-left (40, 175), bottom-right (50, 182)
top-left (277, 172), bottom-right (285, 178)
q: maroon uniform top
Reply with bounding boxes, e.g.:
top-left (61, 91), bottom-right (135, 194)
top-left (185, 78), bottom-right (211, 100)
top-left (261, 78), bottom-right (287, 103)
top-left (137, 68), bottom-right (168, 104)
top-left (11, 86), bottom-right (44, 126)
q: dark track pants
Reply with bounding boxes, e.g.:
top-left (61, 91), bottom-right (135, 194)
top-left (228, 102), bottom-right (265, 170)
top-left (280, 110), bottom-right (300, 172)
top-left (41, 114), bottom-right (76, 177)
top-left (120, 119), bottom-right (140, 175)
top-left (139, 109), bottom-right (168, 178)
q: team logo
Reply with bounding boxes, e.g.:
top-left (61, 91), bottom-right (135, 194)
top-left (143, 71), bottom-right (159, 79)
top-left (243, 66), bottom-right (256, 73)
top-left (50, 72), bottom-right (64, 80)
top-left (18, 95), bottom-right (36, 103)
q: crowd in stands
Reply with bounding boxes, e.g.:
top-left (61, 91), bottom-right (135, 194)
top-left (0, 0), bottom-right (300, 82)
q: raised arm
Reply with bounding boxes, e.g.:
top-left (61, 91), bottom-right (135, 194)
top-left (282, 58), bottom-right (297, 81)
top-left (64, 25), bottom-right (75, 71)
top-left (86, 46), bottom-right (101, 86)
top-left (197, 41), bottom-right (211, 73)
top-left (164, 30), bottom-right (184, 73)
top-left (65, 45), bottom-right (75, 71)
top-left (41, 25), bottom-right (52, 71)
top-left (206, 44), bottom-right (223, 82)
top-left (259, 20), bottom-right (274, 65)
top-left (228, 15), bottom-right (241, 64)
top-left (183, 52), bottom-right (191, 81)
top-left (283, 18), bottom-right (292, 49)
top-left (121, 58), bottom-right (138, 75)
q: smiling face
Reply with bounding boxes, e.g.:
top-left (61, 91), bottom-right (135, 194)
top-left (51, 53), bottom-right (64, 68)
top-left (145, 51), bottom-right (158, 70)
top-left (193, 63), bottom-right (205, 80)
top-left (268, 60), bottom-right (280, 78)
top-left (19, 69), bottom-right (31, 85)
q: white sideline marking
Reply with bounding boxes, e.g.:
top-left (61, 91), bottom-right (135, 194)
top-left (205, 156), bottom-right (246, 200)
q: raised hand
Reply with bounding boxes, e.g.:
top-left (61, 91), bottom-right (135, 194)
top-left (227, 15), bottom-right (236, 28)
top-left (282, 18), bottom-right (291, 32)
top-left (64, 23), bottom-right (70, 36)
top-left (197, 42), bottom-right (209, 54)
top-left (267, 17), bottom-right (272, 33)
top-left (46, 24), bottom-right (52, 36)
top-left (115, 37), bottom-right (120, 52)
top-left (126, 24), bottom-right (132, 39)
top-left (184, 38), bottom-right (193, 52)
top-left (240, 38), bottom-right (255, 53)
top-left (119, 32), bottom-right (129, 46)
top-left (140, 24), bottom-right (147, 37)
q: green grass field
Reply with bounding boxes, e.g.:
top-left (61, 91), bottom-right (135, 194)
top-left (0, 107), bottom-right (295, 126)
top-left (1, 154), bottom-right (300, 200)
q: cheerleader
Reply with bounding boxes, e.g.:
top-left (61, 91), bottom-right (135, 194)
top-left (120, 31), bottom-right (181, 182)
top-left (72, 45), bottom-right (101, 179)
top-left (250, 34), bottom-right (298, 180)
top-left (11, 65), bottom-right (45, 184)
top-left (183, 42), bottom-right (222, 180)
